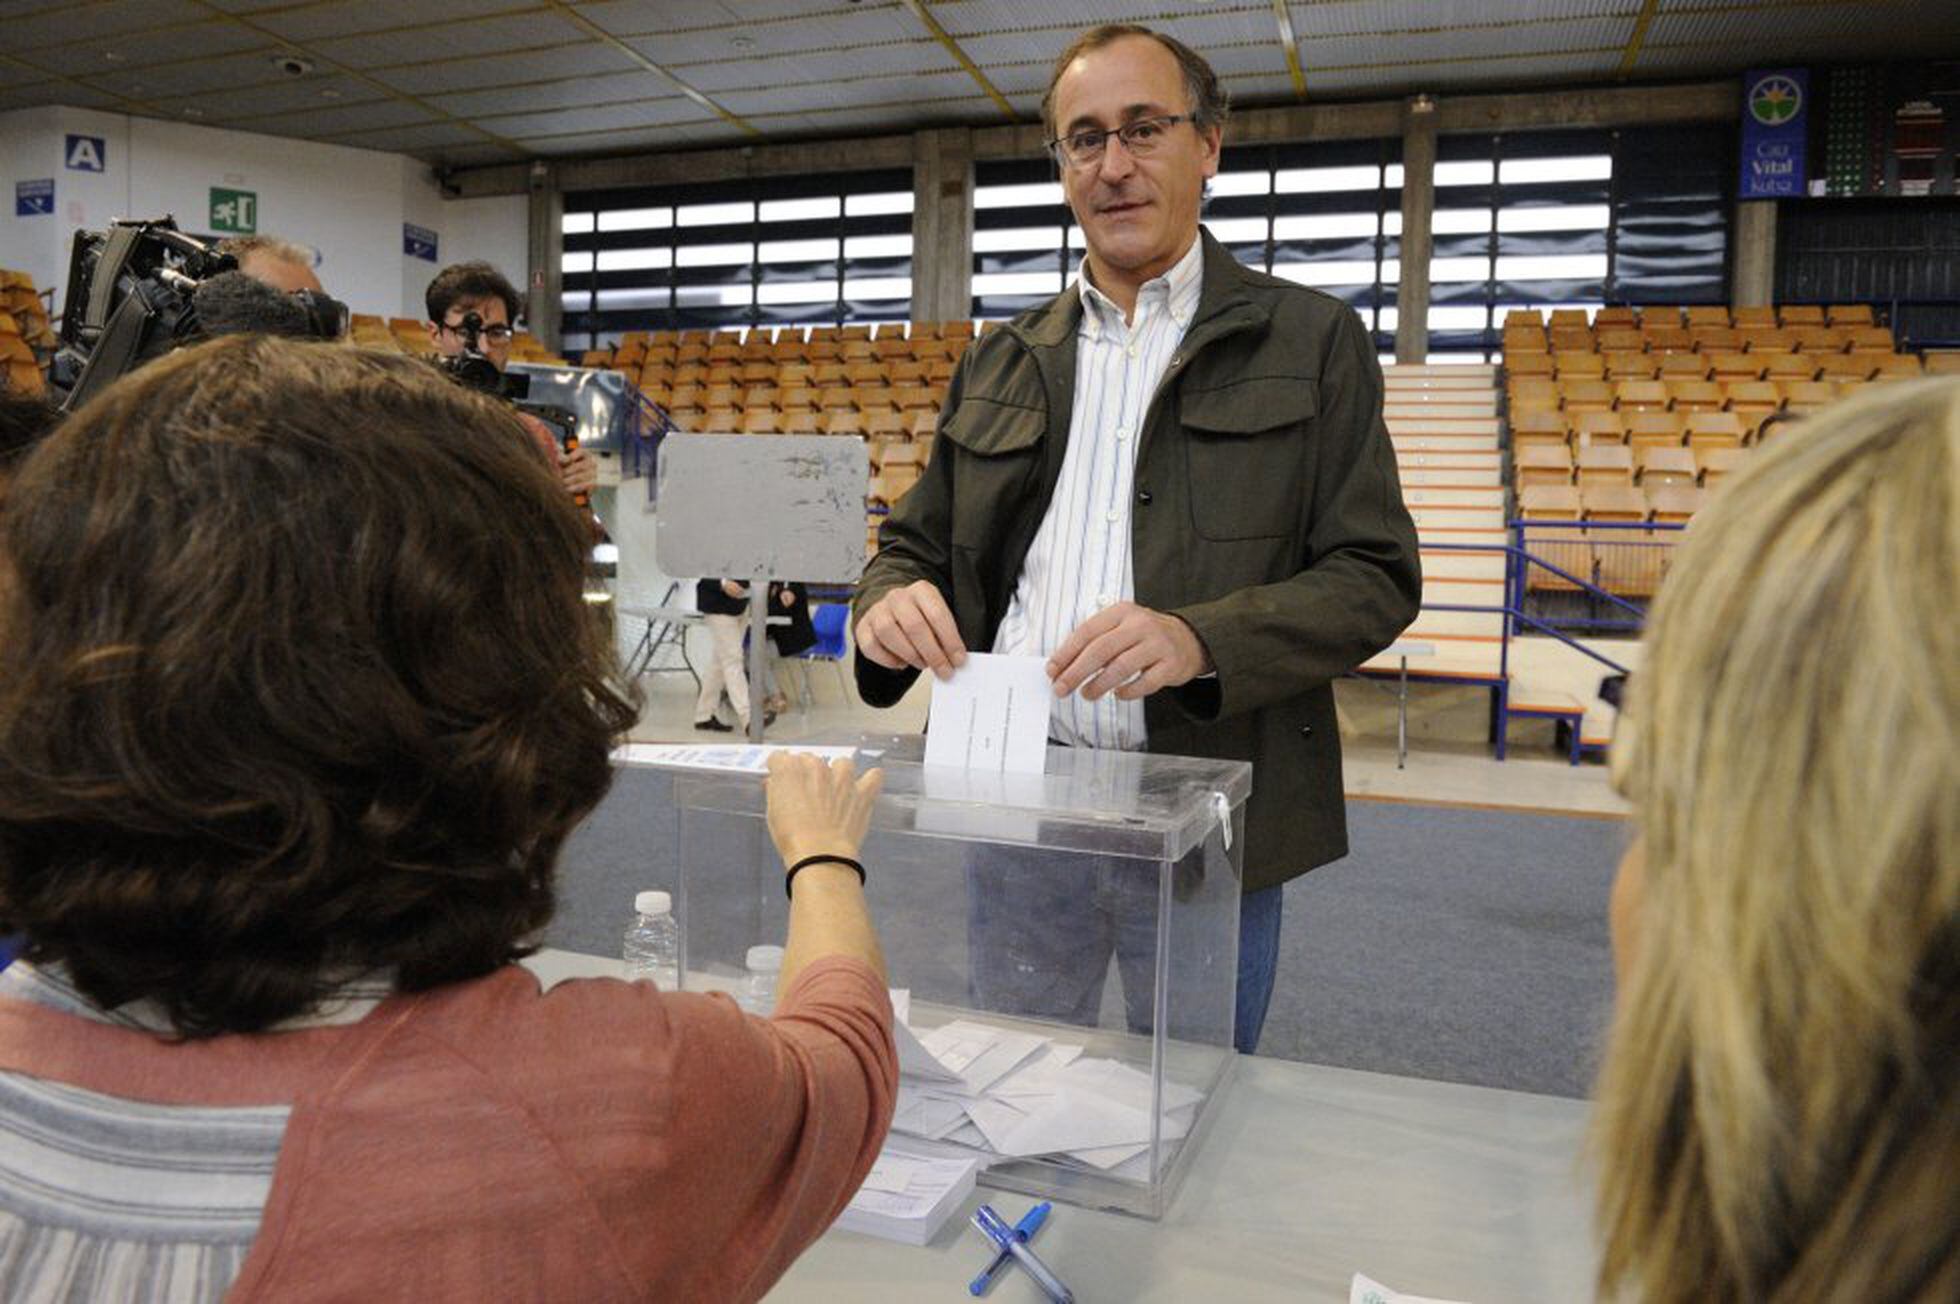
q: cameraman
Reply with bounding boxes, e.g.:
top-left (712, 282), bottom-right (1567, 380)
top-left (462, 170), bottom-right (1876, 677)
top-left (424, 260), bottom-right (596, 499)
top-left (216, 235), bottom-right (325, 296)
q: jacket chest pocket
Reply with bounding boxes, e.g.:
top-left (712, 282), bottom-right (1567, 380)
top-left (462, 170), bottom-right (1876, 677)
top-left (1178, 378), bottom-right (1319, 541)
top-left (940, 399), bottom-right (1047, 550)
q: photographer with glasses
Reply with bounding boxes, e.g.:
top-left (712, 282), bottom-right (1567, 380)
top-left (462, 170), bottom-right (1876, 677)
top-left (851, 24), bottom-right (1419, 1054)
top-left (425, 260), bottom-right (597, 500)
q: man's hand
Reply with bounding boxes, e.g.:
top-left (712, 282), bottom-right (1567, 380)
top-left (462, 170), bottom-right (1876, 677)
top-left (856, 580), bottom-right (967, 679)
top-left (559, 445), bottom-right (598, 496)
top-left (719, 578), bottom-right (749, 600)
top-left (1047, 601), bottom-right (1212, 701)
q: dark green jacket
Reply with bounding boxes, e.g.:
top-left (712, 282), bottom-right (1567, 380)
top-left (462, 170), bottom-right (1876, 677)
top-left (854, 229), bottom-right (1420, 890)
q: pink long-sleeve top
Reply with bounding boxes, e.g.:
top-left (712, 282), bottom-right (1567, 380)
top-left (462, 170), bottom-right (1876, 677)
top-left (0, 955), bottom-right (897, 1302)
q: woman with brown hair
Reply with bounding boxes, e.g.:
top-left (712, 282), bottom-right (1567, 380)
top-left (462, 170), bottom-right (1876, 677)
top-left (0, 335), bottom-right (896, 1301)
top-left (1594, 379), bottom-right (1957, 1301)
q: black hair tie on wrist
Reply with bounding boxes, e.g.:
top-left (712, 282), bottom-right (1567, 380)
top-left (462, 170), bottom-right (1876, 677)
top-left (785, 854), bottom-right (866, 899)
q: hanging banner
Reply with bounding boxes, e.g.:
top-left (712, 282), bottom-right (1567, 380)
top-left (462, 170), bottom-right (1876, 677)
top-left (1739, 68), bottom-right (1808, 199)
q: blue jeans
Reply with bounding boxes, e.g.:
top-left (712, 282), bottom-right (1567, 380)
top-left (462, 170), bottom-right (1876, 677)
top-left (1234, 885), bottom-right (1284, 1055)
top-left (966, 846), bottom-right (1283, 1054)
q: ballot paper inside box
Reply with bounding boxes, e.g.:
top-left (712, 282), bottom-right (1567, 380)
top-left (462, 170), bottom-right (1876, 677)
top-left (667, 733), bottom-right (1250, 1219)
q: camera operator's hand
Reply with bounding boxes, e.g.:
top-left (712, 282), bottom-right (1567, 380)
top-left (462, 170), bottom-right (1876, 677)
top-left (560, 445), bottom-right (597, 496)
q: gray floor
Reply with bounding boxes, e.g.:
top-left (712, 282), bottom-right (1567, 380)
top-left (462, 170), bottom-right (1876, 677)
top-left (1263, 799), bottom-right (1625, 1099)
top-left (550, 773), bottom-right (1626, 1102)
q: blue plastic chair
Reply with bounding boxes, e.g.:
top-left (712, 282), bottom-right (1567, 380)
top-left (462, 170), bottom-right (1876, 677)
top-left (790, 603), bottom-right (850, 709)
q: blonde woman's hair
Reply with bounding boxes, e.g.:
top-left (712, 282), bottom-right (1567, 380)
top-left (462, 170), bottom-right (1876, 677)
top-left (1593, 379), bottom-right (1959, 1301)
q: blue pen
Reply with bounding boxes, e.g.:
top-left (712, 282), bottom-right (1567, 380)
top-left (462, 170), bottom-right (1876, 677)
top-left (968, 1201), bottom-right (1051, 1296)
top-left (971, 1203), bottom-right (1074, 1304)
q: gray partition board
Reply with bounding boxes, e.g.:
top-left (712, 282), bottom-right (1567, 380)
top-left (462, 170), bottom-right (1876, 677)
top-left (653, 432), bottom-right (867, 583)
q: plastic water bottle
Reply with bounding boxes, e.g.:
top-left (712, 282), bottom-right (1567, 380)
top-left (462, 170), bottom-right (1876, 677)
top-left (622, 891), bottom-right (680, 988)
top-left (739, 944), bottom-right (785, 1015)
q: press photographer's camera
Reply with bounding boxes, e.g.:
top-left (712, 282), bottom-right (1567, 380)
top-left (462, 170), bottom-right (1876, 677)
top-left (435, 310), bottom-right (529, 402)
top-left (50, 217), bottom-right (349, 412)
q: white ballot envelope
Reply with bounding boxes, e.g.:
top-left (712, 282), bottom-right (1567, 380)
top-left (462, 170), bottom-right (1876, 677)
top-left (924, 653), bottom-right (1051, 775)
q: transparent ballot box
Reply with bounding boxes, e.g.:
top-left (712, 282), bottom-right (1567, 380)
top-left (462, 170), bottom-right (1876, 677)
top-left (657, 735), bottom-right (1249, 1219)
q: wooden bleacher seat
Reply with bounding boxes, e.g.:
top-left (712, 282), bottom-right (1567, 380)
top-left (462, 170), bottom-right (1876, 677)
top-left (1731, 306), bottom-right (1776, 328)
top-left (1818, 355), bottom-right (1876, 383)
top-left (1691, 326), bottom-right (1742, 354)
top-left (1506, 352), bottom-right (1554, 380)
top-left (845, 362), bottom-right (887, 387)
top-left (668, 383), bottom-right (702, 411)
top-left (892, 386), bottom-right (937, 411)
top-left (1570, 410), bottom-right (1627, 448)
top-left (1581, 482), bottom-right (1648, 521)
top-left (1666, 380), bottom-right (1725, 411)
top-left (1596, 326), bottom-right (1643, 351)
top-left (705, 364), bottom-right (741, 386)
top-left (1614, 380), bottom-right (1670, 412)
top-left (818, 388), bottom-right (858, 413)
top-left (1685, 411), bottom-right (1746, 451)
top-left (1706, 351), bottom-right (1762, 382)
top-left (738, 361), bottom-right (774, 384)
top-left (863, 410), bottom-right (908, 439)
top-left (702, 406), bottom-right (741, 431)
top-left (779, 385), bottom-right (820, 412)
top-left (1646, 485), bottom-right (1704, 524)
top-left (1503, 327), bottom-right (1549, 354)
top-left (1640, 324), bottom-right (1693, 353)
top-left (1760, 353), bottom-right (1817, 383)
top-left (1696, 444), bottom-right (1744, 485)
top-left (1738, 326), bottom-right (1798, 353)
top-left (778, 409), bottom-right (823, 435)
top-left (1792, 326), bottom-right (1846, 353)
top-left (887, 360), bottom-right (929, 385)
top-left (639, 384), bottom-right (672, 406)
top-left (1559, 379), bottom-right (1615, 412)
top-left (874, 338), bottom-right (914, 361)
top-left (1844, 325), bottom-right (1895, 352)
top-left (1635, 446), bottom-right (1698, 488)
top-left (579, 349), bottom-right (612, 368)
top-left (1503, 309), bottom-right (1546, 330)
top-left (703, 384), bottom-right (742, 411)
top-left (857, 386), bottom-right (897, 413)
top-left (741, 385), bottom-right (781, 410)
top-left (1576, 443), bottom-right (1634, 486)
top-left (1725, 381), bottom-right (1782, 432)
top-left (905, 409), bottom-right (940, 439)
top-left (1656, 352), bottom-right (1710, 381)
top-left (1827, 304), bottom-right (1874, 326)
top-left (1625, 411), bottom-right (1687, 451)
top-left (1684, 306), bottom-right (1731, 328)
top-left (740, 409), bottom-right (780, 434)
top-left (1778, 380), bottom-right (1837, 411)
top-left (1510, 410), bottom-right (1569, 447)
top-left (1507, 378), bottom-right (1560, 413)
top-left (1926, 352), bottom-right (1960, 376)
top-left (1779, 304), bottom-right (1825, 327)
top-left (1593, 307), bottom-right (1638, 329)
top-left (639, 363), bottom-right (677, 388)
top-left (672, 363), bottom-right (708, 386)
top-left (1604, 351), bottom-right (1656, 380)
top-left (812, 362), bottom-right (851, 387)
top-left (1553, 351), bottom-right (1603, 379)
top-left (822, 410), bottom-right (864, 436)
top-left (1514, 444), bottom-right (1573, 487)
top-left (1872, 355), bottom-right (1923, 381)
top-left (925, 359), bottom-right (958, 385)
top-left (1519, 483), bottom-right (1582, 519)
top-left (676, 342), bottom-right (710, 365)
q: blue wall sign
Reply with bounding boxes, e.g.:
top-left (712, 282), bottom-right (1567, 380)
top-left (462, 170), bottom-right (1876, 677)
top-left (1739, 68), bottom-right (1808, 199)
top-left (64, 134), bottom-right (106, 172)
top-left (403, 222), bottom-right (438, 262)
top-left (15, 179), bottom-right (54, 216)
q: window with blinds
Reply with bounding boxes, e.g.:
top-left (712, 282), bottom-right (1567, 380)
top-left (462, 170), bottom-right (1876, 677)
top-left (971, 139), bottom-right (1403, 352)
top-left (561, 169), bottom-right (913, 353)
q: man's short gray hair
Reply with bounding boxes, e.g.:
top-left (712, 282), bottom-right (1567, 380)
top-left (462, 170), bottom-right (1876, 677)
top-left (215, 235), bottom-right (315, 269)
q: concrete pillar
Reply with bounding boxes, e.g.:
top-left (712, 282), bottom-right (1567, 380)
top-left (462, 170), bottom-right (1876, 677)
top-left (1393, 96), bottom-right (1438, 365)
top-left (910, 127), bottom-right (975, 324)
top-left (525, 160), bottom-right (564, 351)
top-left (1731, 200), bottom-right (1777, 308)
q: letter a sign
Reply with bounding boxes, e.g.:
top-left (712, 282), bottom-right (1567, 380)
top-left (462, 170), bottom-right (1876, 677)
top-left (65, 134), bottom-right (106, 172)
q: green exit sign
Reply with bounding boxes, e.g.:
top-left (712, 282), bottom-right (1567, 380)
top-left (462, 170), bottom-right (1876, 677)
top-left (209, 187), bottom-right (257, 234)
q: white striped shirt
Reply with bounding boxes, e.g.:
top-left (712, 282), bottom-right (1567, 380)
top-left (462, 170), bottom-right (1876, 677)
top-left (992, 235), bottom-right (1204, 751)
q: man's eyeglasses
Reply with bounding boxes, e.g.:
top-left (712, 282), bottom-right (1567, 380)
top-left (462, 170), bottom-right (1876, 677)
top-left (441, 320), bottom-right (514, 344)
top-left (1047, 114), bottom-right (1194, 169)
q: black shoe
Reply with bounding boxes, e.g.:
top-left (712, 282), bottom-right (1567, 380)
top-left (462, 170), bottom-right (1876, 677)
top-left (694, 717), bottom-right (733, 732)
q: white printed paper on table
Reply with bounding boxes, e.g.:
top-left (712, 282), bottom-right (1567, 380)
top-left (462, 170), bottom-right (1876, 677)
top-left (612, 743), bottom-right (858, 773)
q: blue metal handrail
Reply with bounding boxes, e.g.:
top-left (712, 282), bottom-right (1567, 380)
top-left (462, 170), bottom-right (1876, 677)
top-left (1418, 539), bottom-right (1639, 677)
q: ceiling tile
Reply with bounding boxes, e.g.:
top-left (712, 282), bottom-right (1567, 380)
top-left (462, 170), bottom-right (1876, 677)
top-left (5, 0), bottom-right (208, 50)
top-left (14, 20), bottom-right (272, 79)
top-left (370, 44), bottom-right (644, 95)
top-left (475, 101), bottom-right (701, 138)
top-left (264, 100), bottom-right (441, 137)
top-left (77, 50), bottom-right (299, 101)
top-left (146, 75), bottom-right (378, 122)
top-left (304, 12), bottom-right (594, 70)
top-left (329, 120), bottom-right (492, 151)
top-left (252, 0), bottom-right (542, 44)
top-left (428, 70), bottom-right (675, 118)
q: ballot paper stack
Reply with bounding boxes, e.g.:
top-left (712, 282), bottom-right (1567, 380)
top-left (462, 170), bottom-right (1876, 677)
top-left (835, 1141), bottom-right (981, 1244)
top-left (884, 992), bottom-right (1202, 1185)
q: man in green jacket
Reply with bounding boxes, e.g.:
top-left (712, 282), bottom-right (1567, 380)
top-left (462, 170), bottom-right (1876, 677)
top-left (853, 24), bottom-right (1420, 1052)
